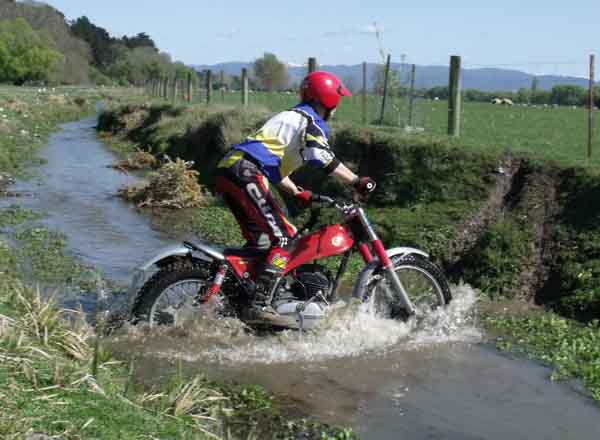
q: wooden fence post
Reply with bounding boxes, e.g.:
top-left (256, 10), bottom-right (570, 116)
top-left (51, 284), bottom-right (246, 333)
top-left (206, 70), bottom-right (212, 104)
top-left (362, 62), bottom-right (367, 124)
top-left (172, 78), bottom-right (178, 102)
top-left (220, 70), bottom-right (225, 103)
top-left (448, 55), bottom-right (462, 137)
top-left (378, 54), bottom-right (391, 124)
top-left (408, 64), bottom-right (416, 128)
top-left (187, 72), bottom-right (193, 103)
top-left (241, 68), bottom-right (249, 107)
top-left (308, 57), bottom-right (317, 74)
top-left (589, 54), bottom-right (595, 161)
top-left (163, 77), bottom-right (168, 99)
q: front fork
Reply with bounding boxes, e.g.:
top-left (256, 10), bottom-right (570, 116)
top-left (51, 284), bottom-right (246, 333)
top-left (357, 208), bottom-right (416, 316)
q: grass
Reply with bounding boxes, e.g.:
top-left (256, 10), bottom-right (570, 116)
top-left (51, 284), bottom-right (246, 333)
top-left (201, 91), bottom-right (600, 168)
top-left (0, 285), bottom-right (358, 439)
top-left (482, 308), bottom-right (600, 401)
top-left (0, 86), bottom-right (111, 177)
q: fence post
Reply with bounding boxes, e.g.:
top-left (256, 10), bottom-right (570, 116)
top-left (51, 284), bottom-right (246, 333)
top-left (163, 77), bottom-right (168, 99)
top-left (308, 57), bottom-right (317, 74)
top-left (220, 70), bottom-right (225, 103)
top-left (408, 64), bottom-right (416, 128)
top-left (187, 72), bottom-right (193, 103)
top-left (589, 54), bottom-right (595, 161)
top-left (241, 68), bottom-right (249, 107)
top-left (206, 70), bottom-right (212, 104)
top-left (361, 62), bottom-right (368, 124)
top-left (172, 78), bottom-right (178, 102)
top-left (378, 54), bottom-right (391, 125)
top-left (448, 55), bottom-right (462, 137)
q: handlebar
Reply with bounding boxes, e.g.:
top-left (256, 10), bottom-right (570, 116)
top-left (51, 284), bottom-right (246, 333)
top-left (310, 194), bottom-right (335, 204)
top-left (298, 194), bottom-right (357, 233)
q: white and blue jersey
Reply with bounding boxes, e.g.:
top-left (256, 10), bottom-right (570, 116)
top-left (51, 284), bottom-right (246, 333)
top-left (218, 103), bottom-right (340, 184)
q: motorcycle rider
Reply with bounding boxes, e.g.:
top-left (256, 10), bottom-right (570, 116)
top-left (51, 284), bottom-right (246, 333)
top-left (215, 71), bottom-right (376, 325)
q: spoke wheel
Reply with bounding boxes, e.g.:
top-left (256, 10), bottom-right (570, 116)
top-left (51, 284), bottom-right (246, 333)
top-left (365, 254), bottom-right (451, 320)
top-left (132, 261), bottom-right (235, 327)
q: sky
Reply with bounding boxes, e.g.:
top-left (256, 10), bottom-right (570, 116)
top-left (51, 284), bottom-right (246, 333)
top-left (43, 0), bottom-right (599, 77)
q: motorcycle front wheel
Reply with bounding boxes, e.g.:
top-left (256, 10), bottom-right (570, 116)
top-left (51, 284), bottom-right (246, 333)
top-left (358, 254), bottom-right (452, 319)
top-left (131, 260), bottom-right (235, 327)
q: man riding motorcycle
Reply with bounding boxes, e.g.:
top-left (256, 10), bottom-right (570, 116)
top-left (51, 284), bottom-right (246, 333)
top-left (215, 71), bottom-right (376, 325)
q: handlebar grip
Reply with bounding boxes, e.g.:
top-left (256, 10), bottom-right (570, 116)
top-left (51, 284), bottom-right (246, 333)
top-left (311, 194), bottom-right (334, 204)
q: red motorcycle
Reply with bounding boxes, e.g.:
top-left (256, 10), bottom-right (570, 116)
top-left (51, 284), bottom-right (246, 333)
top-left (129, 196), bottom-right (451, 329)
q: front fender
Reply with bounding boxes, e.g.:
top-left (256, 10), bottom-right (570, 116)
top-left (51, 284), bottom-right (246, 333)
top-left (351, 247), bottom-right (429, 299)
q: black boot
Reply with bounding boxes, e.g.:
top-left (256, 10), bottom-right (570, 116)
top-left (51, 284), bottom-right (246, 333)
top-left (244, 267), bottom-right (291, 327)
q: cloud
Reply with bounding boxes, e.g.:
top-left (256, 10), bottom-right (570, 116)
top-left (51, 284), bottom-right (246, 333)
top-left (217, 29), bottom-right (240, 39)
top-left (322, 24), bottom-right (383, 38)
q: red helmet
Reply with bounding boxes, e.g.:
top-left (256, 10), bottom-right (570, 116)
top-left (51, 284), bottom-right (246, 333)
top-left (300, 71), bottom-right (352, 110)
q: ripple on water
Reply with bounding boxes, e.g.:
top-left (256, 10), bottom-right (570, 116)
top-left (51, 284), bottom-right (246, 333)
top-left (118, 284), bottom-right (482, 366)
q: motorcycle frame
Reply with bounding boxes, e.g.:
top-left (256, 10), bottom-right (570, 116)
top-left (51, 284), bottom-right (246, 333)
top-left (129, 201), bottom-right (420, 317)
top-left (207, 204), bottom-right (417, 315)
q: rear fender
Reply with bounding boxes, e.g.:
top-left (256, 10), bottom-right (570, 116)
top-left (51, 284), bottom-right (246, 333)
top-left (128, 242), bottom-right (224, 303)
top-left (352, 247), bottom-right (429, 299)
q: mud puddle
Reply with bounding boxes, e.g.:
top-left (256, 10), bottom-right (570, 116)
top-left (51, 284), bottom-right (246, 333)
top-left (2, 116), bottom-right (599, 439)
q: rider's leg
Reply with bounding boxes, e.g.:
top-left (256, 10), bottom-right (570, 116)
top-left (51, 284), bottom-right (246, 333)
top-left (215, 175), bottom-right (261, 246)
top-left (215, 160), bottom-right (297, 323)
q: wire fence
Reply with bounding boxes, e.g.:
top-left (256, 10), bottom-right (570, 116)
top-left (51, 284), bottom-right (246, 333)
top-left (145, 54), bottom-right (599, 166)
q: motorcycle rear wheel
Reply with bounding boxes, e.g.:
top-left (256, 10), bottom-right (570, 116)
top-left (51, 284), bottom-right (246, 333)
top-left (131, 260), bottom-right (234, 327)
top-left (360, 254), bottom-right (451, 319)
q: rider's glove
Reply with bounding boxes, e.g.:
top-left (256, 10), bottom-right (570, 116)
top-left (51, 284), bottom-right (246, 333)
top-left (353, 177), bottom-right (376, 196)
top-left (295, 190), bottom-right (313, 206)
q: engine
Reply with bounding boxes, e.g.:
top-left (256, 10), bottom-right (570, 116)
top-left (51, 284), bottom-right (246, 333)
top-left (289, 264), bottom-right (332, 300)
top-left (272, 264), bottom-right (332, 330)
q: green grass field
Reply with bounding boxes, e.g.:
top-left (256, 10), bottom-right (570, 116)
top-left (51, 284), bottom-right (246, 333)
top-left (197, 91), bottom-right (600, 167)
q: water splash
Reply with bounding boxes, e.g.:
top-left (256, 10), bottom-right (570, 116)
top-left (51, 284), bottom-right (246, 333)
top-left (120, 284), bottom-right (481, 366)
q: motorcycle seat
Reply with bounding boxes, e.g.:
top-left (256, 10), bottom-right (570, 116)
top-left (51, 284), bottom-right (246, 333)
top-left (224, 247), bottom-right (269, 258)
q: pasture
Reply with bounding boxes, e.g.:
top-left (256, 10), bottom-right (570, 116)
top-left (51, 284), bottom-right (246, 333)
top-left (215, 91), bottom-right (600, 167)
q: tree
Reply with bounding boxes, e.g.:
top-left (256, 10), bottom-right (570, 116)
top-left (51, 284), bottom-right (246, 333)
top-left (373, 65), bottom-right (400, 96)
top-left (0, 18), bottom-right (63, 84)
top-left (550, 85), bottom-right (586, 106)
top-left (531, 90), bottom-right (551, 105)
top-left (531, 76), bottom-right (539, 94)
top-left (516, 88), bottom-right (531, 104)
top-left (70, 16), bottom-right (114, 69)
top-left (253, 53), bottom-right (289, 91)
top-left (121, 32), bottom-right (157, 51)
top-left (464, 89), bottom-right (491, 102)
top-left (343, 75), bottom-right (357, 94)
top-left (424, 86), bottom-right (449, 100)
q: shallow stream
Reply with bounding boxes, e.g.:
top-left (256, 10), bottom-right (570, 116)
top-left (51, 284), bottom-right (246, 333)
top-left (2, 116), bottom-right (599, 439)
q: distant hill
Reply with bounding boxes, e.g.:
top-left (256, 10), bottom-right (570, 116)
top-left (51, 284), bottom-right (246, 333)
top-left (0, 0), bottom-right (92, 84)
top-left (193, 62), bottom-right (597, 92)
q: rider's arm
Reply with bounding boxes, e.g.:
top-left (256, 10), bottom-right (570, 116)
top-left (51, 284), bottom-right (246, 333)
top-left (277, 176), bottom-right (301, 196)
top-left (330, 162), bottom-right (358, 186)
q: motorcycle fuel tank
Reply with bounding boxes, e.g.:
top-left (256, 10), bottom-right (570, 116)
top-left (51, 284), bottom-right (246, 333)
top-left (285, 224), bottom-right (354, 273)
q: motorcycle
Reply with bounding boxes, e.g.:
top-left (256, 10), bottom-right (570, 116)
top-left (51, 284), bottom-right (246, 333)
top-left (128, 195), bottom-right (452, 330)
